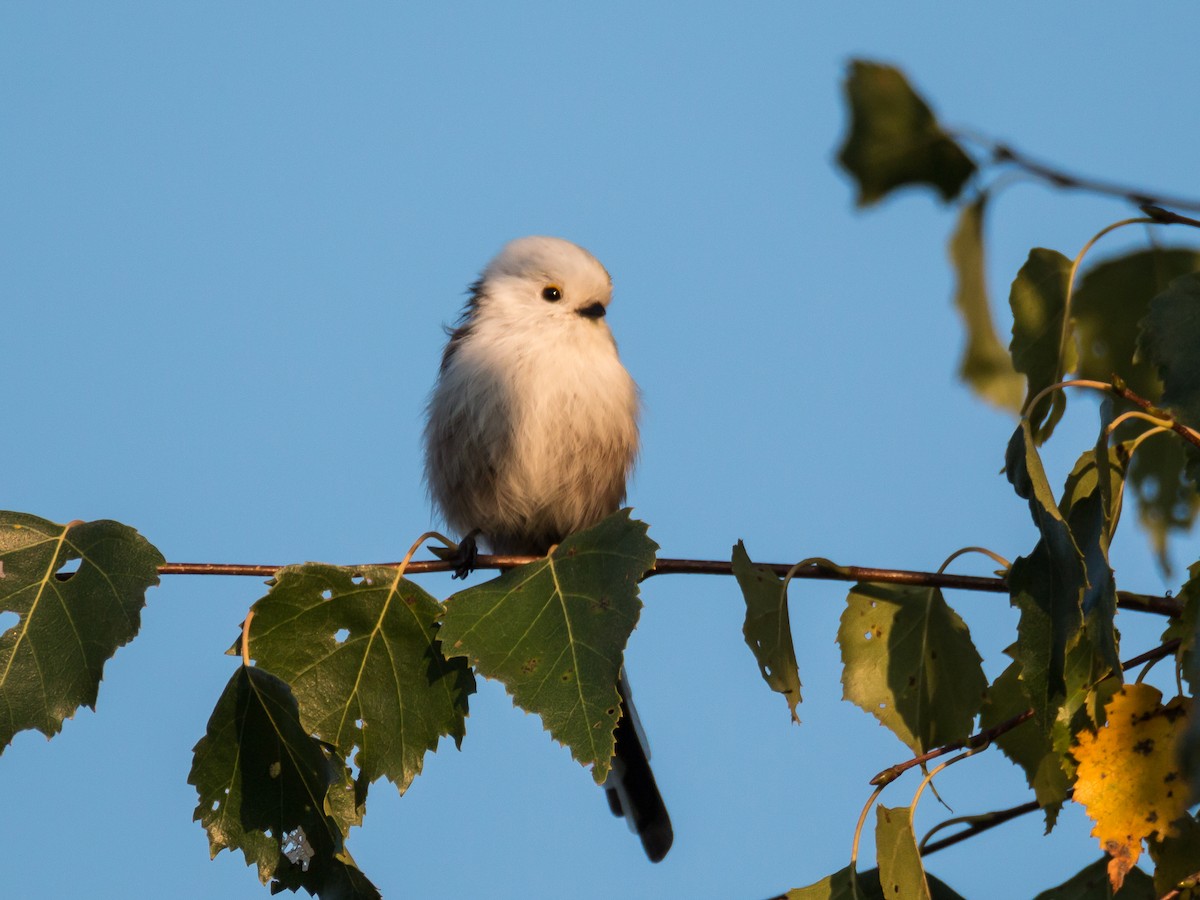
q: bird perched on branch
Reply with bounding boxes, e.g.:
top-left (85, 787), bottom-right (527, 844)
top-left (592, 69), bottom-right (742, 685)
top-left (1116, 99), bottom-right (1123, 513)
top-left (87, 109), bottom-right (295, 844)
top-left (423, 235), bottom-right (673, 862)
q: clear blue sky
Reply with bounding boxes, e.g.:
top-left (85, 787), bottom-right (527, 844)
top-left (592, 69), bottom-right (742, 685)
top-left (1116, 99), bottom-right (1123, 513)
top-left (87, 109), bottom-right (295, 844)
top-left (3, 4), bottom-right (1198, 898)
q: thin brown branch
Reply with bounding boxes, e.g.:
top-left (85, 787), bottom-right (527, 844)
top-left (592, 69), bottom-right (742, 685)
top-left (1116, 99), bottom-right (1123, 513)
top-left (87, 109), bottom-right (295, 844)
top-left (920, 795), bottom-right (1054, 856)
top-left (971, 138), bottom-right (1200, 214)
top-left (1110, 382), bottom-right (1200, 454)
top-left (150, 556), bottom-right (1183, 617)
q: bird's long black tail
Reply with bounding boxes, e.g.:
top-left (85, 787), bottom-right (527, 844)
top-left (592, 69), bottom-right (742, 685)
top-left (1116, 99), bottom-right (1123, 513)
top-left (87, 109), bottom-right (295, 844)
top-left (603, 671), bottom-right (673, 862)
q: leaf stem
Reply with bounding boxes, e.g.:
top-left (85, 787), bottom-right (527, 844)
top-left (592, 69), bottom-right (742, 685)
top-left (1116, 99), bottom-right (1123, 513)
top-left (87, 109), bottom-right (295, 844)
top-left (936, 546), bottom-right (1011, 575)
top-left (240, 610), bottom-right (254, 666)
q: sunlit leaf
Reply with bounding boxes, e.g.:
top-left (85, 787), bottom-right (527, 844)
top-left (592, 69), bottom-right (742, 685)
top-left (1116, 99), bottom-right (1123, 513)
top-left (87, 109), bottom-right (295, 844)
top-left (1071, 684), bottom-right (1192, 892)
top-left (838, 582), bottom-right (985, 754)
top-left (244, 563), bottom-right (475, 795)
top-left (1009, 249), bottom-right (1076, 442)
top-left (785, 866), bottom-right (965, 900)
top-left (189, 665), bottom-right (380, 899)
top-left (731, 542), bottom-right (801, 723)
top-left (836, 60), bottom-right (976, 207)
top-left (876, 806), bottom-right (930, 900)
top-left (949, 193), bottom-right (1024, 412)
top-left (1031, 856), bottom-right (1156, 899)
top-left (1139, 272), bottom-right (1200, 430)
top-left (439, 510), bottom-right (657, 783)
top-left (0, 512), bottom-right (163, 752)
top-left (979, 661), bottom-right (1068, 830)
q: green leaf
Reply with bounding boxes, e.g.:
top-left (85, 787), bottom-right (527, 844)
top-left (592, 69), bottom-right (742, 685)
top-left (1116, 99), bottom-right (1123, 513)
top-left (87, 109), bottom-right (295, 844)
top-left (1031, 855), bottom-right (1156, 899)
top-left (439, 510), bottom-right (657, 783)
top-left (1148, 812), bottom-right (1200, 896)
top-left (876, 806), bottom-right (930, 900)
top-left (731, 541), bottom-right (801, 723)
top-left (189, 665), bottom-right (380, 899)
top-left (0, 512), bottom-right (164, 752)
top-left (245, 563), bottom-right (475, 795)
top-left (785, 866), bottom-right (965, 900)
top-left (836, 60), bottom-right (976, 206)
top-left (979, 661), bottom-right (1068, 830)
top-left (838, 582), bottom-right (986, 754)
top-left (1073, 248), bottom-right (1200, 400)
top-left (949, 193), bottom-right (1025, 412)
top-left (1139, 271), bottom-right (1200, 430)
top-left (1009, 248), bottom-right (1076, 441)
top-left (1127, 436), bottom-right (1199, 573)
top-left (1162, 562), bottom-right (1200, 696)
top-left (1005, 422), bottom-right (1087, 733)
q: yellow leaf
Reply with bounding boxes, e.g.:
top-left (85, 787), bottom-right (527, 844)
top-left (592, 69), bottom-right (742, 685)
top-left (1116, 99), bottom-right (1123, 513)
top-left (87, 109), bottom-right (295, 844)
top-left (1071, 683), bottom-right (1192, 892)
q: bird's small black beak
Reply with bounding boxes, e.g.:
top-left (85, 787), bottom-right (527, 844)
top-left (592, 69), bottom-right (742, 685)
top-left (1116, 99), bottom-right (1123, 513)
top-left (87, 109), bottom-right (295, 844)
top-left (578, 301), bottom-right (607, 319)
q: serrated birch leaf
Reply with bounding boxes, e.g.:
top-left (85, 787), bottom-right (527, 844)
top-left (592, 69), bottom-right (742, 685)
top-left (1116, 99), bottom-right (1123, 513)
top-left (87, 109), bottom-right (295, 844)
top-left (1005, 422), bottom-right (1087, 733)
top-left (838, 582), bottom-right (985, 754)
top-left (1071, 684), bottom-right (1192, 892)
top-left (785, 866), bottom-right (965, 900)
top-left (949, 194), bottom-right (1024, 412)
top-left (1148, 813), bottom-right (1200, 897)
top-left (1074, 248), bottom-right (1200, 400)
top-left (439, 510), bottom-right (657, 783)
top-left (189, 665), bottom-right (380, 899)
top-left (876, 806), bottom-right (930, 900)
top-left (836, 60), bottom-right (975, 206)
top-left (731, 541), bottom-right (801, 723)
top-left (0, 512), bottom-right (164, 752)
top-left (980, 661), bottom-right (1067, 830)
top-left (1031, 856), bottom-right (1156, 899)
top-left (1139, 272), bottom-right (1200, 430)
top-left (1009, 248), bottom-right (1075, 442)
top-left (245, 563), bottom-right (475, 795)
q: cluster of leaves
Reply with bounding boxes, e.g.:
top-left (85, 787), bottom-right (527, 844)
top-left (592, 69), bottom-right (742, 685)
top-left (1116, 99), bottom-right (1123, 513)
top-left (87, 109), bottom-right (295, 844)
top-left (0, 511), bottom-right (658, 897)
top-left (736, 58), bottom-right (1200, 898)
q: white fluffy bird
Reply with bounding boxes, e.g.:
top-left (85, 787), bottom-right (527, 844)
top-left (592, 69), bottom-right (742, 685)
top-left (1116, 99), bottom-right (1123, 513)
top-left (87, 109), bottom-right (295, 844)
top-left (423, 236), bottom-right (673, 862)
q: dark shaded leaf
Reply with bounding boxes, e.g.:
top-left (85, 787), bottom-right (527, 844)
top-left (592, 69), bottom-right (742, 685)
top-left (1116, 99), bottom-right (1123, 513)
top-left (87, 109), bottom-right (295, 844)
top-left (1005, 422), bottom-right (1087, 732)
top-left (876, 806), bottom-right (930, 900)
top-left (979, 660), bottom-right (1068, 830)
top-left (949, 193), bottom-right (1024, 412)
top-left (1162, 562), bottom-right (1200, 696)
top-left (836, 60), bottom-right (976, 207)
top-left (1074, 248), bottom-right (1200, 399)
top-left (1031, 856), bottom-right (1155, 899)
top-left (838, 582), bottom-right (985, 754)
top-left (785, 866), bottom-right (965, 900)
top-left (1139, 272), bottom-right (1200, 430)
top-left (731, 541), bottom-right (801, 723)
top-left (189, 665), bottom-right (380, 899)
top-left (439, 510), bottom-right (657, 782)
top-left (0, 512), bottom-right (163, 752)
top-left (1148, 812), bottom-right (1200, 896)
top-left (245, 563), bottom-right (475, 795)
top-left (1126, 435), bottom-right (1200, 573)
top-left (1010, 249), bottom-right (1076, 442)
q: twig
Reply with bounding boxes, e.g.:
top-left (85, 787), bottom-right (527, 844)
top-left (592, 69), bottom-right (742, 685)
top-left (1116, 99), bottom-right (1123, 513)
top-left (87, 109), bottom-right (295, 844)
top-left (964, 138), bottom-right (1200, 214)
top-left (920, 795), bottom-right (1054, 856)
top-left (149, 557), bottom-right (1183, 617)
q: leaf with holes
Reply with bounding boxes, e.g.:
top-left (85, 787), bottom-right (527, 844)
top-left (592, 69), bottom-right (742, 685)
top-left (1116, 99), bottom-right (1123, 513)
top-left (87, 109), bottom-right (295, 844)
top-left (837, 582), bottom-right (986, 754)
top-left (949, 193), bottom-right (1024, 413)
top-left (784, 865), bottom-right (966, 899)
top-left (1009, 248), bottom-right (1076, 442)
top-left (189, 664), bottom-right (380, 899)
top-left (731, 541), bottom-right (801, 723)
top-left (836, 60), bottom-right (976, 206)
top-left (244, 563), bottom-right (475, 795)
top-left (0, 512), bottom-right (163, 753)
top-left (439, 510), bottom-right (657, 782)
top-left (876, 805), bottom-right (931, 900)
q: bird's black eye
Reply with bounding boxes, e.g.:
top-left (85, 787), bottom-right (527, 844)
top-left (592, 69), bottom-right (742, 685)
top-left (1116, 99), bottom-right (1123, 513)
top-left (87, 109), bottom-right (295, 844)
top-left (541, 285), bottom-right (562, 302)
